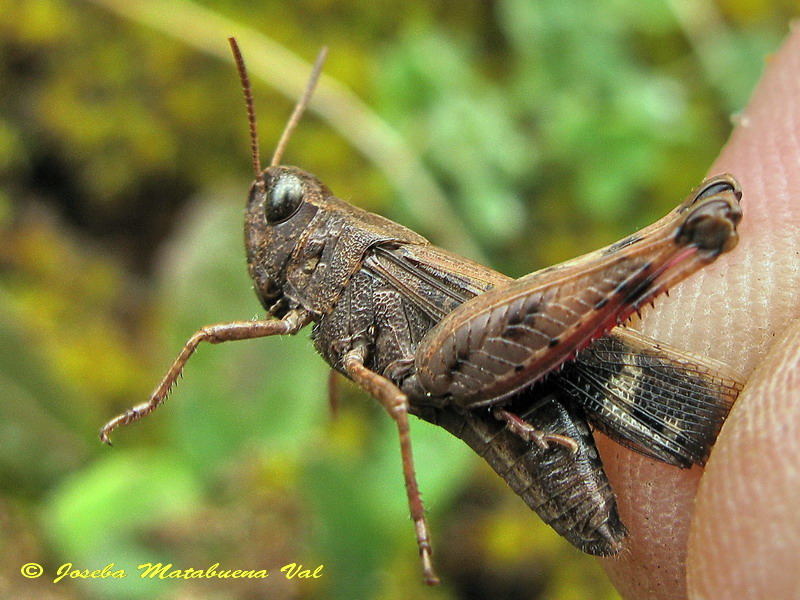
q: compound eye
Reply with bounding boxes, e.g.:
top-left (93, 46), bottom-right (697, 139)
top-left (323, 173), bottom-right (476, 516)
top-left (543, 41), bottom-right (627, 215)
top-left (266, 174), bottom-right (304, 223)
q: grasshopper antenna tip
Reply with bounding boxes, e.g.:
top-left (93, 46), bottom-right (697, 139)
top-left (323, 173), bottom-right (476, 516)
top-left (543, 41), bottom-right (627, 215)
top-left (228, 37), bottom-right (263, 177)
top-left (270, 46), bottom-right (328, 167)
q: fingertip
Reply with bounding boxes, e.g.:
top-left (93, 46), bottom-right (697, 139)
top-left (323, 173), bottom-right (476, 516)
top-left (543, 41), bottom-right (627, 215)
top-left (688, 320), bottom-right (800, 599)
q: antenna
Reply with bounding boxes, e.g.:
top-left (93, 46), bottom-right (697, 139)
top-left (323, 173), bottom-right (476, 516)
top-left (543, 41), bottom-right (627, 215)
top-left (228, 37), bottom-right (262, 177)
top-left (270, 46), bottom-right (328, 167)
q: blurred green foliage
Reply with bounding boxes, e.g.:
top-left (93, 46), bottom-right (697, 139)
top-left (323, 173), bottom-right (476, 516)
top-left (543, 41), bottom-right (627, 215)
top-left (0, 1), bottom-right (795, 599)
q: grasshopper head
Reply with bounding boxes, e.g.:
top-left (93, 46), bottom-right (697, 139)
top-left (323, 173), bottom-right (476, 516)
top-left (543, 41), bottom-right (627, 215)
top-left (244, 165), bottom-right (329, 315)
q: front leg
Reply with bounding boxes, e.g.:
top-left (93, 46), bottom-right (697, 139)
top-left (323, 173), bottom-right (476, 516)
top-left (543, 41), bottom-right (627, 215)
top-left (100, 309), bottom-right (311, 444)
top-left (342, 347), bottom-right (439, 586)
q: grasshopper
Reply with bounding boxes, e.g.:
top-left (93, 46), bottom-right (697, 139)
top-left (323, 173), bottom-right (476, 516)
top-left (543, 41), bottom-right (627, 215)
top-left (101, 39), bottom-right (743, 585)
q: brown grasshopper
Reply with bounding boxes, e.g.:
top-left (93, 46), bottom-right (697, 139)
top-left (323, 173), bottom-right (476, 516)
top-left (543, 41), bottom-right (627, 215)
top-left (101, 39), bottom-right (743, 585)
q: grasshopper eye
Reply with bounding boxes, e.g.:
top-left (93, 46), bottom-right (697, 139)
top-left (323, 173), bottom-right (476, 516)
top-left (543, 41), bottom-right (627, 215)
top-left (266, 174), bottom-right (304, 223)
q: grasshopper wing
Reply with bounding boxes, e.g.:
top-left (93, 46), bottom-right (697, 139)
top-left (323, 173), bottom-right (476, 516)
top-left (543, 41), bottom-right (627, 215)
top-left (556, 328), bottom-right (743, 467)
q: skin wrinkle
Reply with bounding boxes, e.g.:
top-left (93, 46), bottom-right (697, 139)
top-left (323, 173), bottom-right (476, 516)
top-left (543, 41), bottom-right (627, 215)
top-left (596, 28), bottom-right (800, 600)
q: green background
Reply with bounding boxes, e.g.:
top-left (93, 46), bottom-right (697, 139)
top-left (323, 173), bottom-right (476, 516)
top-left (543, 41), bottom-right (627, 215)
top-left (1, 1), bottom-right (795, 599)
